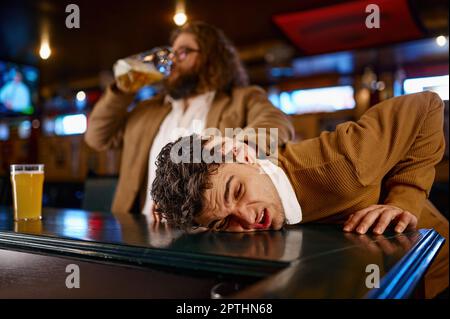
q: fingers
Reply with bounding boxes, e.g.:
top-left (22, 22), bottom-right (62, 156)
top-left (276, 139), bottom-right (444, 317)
top-left (394, 211), bottom-right (417, 233)
top-left (343, 208), bottom-right (369, 232)
top-left (204, 137), bottom-right (257, 164)
top-left (344, 214), bottom-right (354, 224)
top-left (153, 210), bottom-right (161, 223)
top-left (373, 210), bottom-right (395, 235)
top-left (343, 205), bottom-right (379, 232)
top-left (151, 217), bottom-right (159, 231)
top-left (222, 138), bottom-right (236, 157)
top-left (203, 136), bottom-right (224, 151)
top-left (150, 205), bottom-right (161, 224)
top-left (343, 205), bottom-right (414, 235)
top-left (407, 212), bottom-right (418, 230)
top-left (354, 208), bottom-right (387, 234)
top-left (235, 143), bottom-right (257, 164)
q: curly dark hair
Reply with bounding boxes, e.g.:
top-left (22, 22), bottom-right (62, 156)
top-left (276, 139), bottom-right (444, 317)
top-left (150, 135), bottom-right (221, 230)
top-left (170, 21), bottom-right (249, 94)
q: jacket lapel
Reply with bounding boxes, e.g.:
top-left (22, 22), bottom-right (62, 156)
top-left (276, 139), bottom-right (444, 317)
top-left (206, 92), bottom-right (230, 130)
top-left (142, 101), bottom-right (171, 148)
top-left (135, 100), bottom-right (171, 187)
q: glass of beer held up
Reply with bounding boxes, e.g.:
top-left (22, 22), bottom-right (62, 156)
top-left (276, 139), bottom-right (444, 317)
top-left (113, 46), bottom-right (173, 93)
top-left (10, 164), bottom-right (44, 221)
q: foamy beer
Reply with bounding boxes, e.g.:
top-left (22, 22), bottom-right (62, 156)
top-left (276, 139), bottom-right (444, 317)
top-left (114, 47), bottom-right (173, 93)
top-left (10, 164), bottom-right (44, 221)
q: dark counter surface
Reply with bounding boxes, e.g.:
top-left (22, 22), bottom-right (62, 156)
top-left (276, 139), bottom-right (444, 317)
top-left (0, 206), bottom-right (444, 298)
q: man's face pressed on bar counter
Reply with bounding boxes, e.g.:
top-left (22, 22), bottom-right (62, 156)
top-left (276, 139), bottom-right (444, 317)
top-left (152, 136), bottom-right (288, 233)
top-left (196, 162), bottom-right (286, 232)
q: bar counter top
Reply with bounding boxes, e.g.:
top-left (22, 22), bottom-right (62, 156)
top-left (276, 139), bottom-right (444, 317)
top-left (0, 207), bottom-right (444, 298)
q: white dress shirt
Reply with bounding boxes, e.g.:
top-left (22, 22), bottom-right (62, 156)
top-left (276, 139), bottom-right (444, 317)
top-left (142, 91), bottom-right (216, 217)
top-left (257, 159), bottom-right (303, 225)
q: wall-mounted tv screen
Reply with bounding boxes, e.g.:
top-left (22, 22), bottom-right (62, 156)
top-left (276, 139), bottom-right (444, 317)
top-left (269, 85), bottom-right (355, 115)
top-left (403, 75), bottom-right (449, 101)
top-left (0, 61), bottom-right (39, 115)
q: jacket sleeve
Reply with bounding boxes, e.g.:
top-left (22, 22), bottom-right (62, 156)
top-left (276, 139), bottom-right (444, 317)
top-left (236, 86), bottom-right (295, 157)
top-left (334, 92), bottom-right (445, 219)
top-left (383, 184), bottom-right (428, 218)
top-left (382, 94), bottom-right (445, 218)
top-left (84, 83), bottom-right (135, 151)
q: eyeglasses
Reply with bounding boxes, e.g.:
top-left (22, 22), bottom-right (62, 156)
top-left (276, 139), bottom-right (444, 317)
top-left (170, 47), bottom-right (200, 62)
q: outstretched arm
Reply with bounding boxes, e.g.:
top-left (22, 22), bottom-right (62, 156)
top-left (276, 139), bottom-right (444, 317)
top-left (341, 92), bottom-right (445, 234)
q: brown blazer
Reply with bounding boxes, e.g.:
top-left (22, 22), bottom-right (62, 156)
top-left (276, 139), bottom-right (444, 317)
top-left (278, 92), bottom-right (448, 298)
top-left (85, 84), bottom-right (294, 214)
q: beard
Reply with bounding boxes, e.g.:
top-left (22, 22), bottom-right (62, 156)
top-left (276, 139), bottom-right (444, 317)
top-left (163, 68), bottom-right (200, 100)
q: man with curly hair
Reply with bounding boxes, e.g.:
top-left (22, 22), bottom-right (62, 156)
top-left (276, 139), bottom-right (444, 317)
top-left (151, 92), bottom-right (448, 298)
top-left (85, 21), bottom-right (294, 217)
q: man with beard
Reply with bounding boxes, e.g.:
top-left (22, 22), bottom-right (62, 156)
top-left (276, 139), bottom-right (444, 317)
top-left (85, 21), bottom-right (294, 217)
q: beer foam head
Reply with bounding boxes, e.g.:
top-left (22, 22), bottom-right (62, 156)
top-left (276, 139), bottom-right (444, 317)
top-left (11, 171), bottom-right (44, 174)
top-left (113, 57), bottom-right (156, 77)
top-left (10, 164), bottom-right (44, 174)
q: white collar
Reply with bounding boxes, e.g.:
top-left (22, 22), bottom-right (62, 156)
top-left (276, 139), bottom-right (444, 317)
top-left (164, 91), bottom-right (216, 110)
top-left (256, 159), bottom-right (302, 225)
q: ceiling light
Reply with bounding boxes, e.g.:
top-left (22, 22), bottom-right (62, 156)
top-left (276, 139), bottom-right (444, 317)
top-left (436, 35), bottom-right (447, 47)
top-left (173, 12), bottom-right (187, 26)
top-left (76, 91), bottom-right (86, 101)
top-left (39, 41), bottom-right (51, 60)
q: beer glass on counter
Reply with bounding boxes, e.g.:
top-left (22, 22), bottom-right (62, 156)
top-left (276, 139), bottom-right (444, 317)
top-left (10, 164), bottom-right (44, 221)
top-left (114, 46), bottom-right (173, 93)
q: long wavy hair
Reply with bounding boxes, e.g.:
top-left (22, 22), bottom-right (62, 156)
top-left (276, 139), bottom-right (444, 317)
top-left (170, 21), bottom-right (249, 94)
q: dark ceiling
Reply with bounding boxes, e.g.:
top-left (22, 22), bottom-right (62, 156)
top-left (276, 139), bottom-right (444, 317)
top-left (0, 0), bottom-right (448, 87)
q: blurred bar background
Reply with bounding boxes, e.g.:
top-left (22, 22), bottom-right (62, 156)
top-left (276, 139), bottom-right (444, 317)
top-left (0, 0), bottom-right (448, 216)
